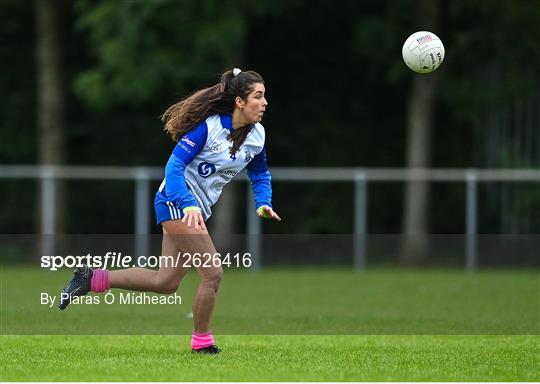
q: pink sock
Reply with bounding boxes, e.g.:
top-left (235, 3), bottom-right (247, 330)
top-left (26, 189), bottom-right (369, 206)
top-left (91, 269), bottom-right (110, 293)
top-left (191, 331), bottom-right (215, 350)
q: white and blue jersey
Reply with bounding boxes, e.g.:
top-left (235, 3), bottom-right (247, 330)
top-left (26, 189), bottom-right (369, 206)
top-left (154, 113), bottom-right (272, 224)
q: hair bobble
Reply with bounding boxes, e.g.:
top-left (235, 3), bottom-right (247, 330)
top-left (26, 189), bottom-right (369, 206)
top-left (233, 68), bottom-right (242, 77)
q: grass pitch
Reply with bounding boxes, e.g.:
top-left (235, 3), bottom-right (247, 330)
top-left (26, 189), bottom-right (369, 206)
top-left (1, 266), bottom-right (538, 381)
top-left (1, 335), bottom-right (537, 381)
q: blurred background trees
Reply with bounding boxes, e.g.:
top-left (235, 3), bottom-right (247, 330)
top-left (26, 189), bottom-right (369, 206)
top-left (1, 0), bottom-right (539, 240)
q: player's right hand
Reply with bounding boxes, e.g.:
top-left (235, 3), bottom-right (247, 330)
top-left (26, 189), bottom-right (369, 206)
top-left (182, 207), bottom-right (206, 231)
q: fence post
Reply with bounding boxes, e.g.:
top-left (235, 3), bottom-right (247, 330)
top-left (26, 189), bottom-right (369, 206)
top-left (246, 182), bottom-right (261, 271)
top-left (465, 171), bottom-right (478, 272)
top-left (135, 168), bottom-right (151, 258)
top-left (354, 171), bottom-right (367, 270)
top-left (41, 165), bottom-right (56, 257)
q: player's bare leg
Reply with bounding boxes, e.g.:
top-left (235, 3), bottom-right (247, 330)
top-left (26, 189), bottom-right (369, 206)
top-left (58, 229), bottom-right (190, 309)
top-left (108, 229), bottom-right (190, 293)
top-left (162, 219), bottom-right (223, 353)
top-left (59, 219), bottom-right (222, 353)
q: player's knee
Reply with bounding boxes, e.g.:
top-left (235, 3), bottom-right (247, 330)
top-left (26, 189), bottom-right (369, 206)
top-left (204, 268), bottom-right (223, 290)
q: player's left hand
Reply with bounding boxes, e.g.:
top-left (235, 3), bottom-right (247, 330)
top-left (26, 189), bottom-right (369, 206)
top-left (182, 207), bottom-right (206, 231)
top-left (256, 205), bottom-right (281, 221)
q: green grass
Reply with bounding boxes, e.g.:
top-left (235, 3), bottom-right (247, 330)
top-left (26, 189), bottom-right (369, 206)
top-left (1, 266), bottom-right (539, 381)
top-left (1, 335), bottom-right (538, 381)
top-left (2, 266), bottom-right (538, 334)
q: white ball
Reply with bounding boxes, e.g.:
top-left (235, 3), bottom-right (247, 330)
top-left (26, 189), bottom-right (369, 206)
top-left (402, 31), bottom-right (445, 73)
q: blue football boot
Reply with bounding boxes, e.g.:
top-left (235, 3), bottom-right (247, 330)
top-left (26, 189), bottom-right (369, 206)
top-left (58, 265), bottom-right (93, 310)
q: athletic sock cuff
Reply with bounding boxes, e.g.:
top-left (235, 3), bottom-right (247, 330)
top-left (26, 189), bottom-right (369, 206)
top-left (91, 269), bottom-right (110, 293)
top-left (191, 330), bottom-right (215, 349)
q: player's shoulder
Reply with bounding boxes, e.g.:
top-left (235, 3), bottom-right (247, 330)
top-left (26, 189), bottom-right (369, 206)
top-left (203, 114), bottom-right (220, 133)
top-left (206, 113), bottom-right (235, 137)
top-left (251, 122), bottom-right (266, 143)
top-left (244, 123), bottom-right (265, 154)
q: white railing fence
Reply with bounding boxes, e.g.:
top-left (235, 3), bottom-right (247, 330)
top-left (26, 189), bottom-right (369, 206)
top-left (1, 165), bottom-right (539, 271)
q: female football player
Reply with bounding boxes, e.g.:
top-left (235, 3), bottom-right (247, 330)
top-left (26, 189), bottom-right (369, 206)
top-left (59, 68), bottom-right (281, 354)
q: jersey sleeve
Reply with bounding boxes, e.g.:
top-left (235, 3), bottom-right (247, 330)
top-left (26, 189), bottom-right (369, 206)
top-left (246, 147), bottom-right (272, 209)
top-left (165, 121), bottom-right (208, 210)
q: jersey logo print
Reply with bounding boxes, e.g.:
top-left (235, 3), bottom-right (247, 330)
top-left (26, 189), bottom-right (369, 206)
top-left (198, 162), bottom-right (216, 178)
top-left (207, 144), bottom-right (221, 153)
top-left (181, 136), bottom-right (196, 148)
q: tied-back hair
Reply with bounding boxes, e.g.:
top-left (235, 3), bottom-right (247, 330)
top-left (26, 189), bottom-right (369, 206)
top-left (162, 69), bottom-right (264, 155)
